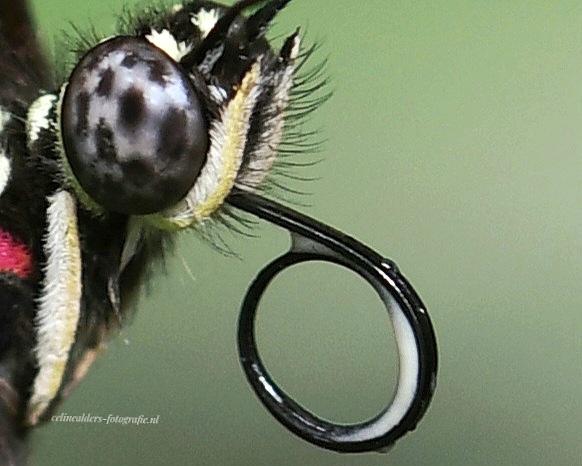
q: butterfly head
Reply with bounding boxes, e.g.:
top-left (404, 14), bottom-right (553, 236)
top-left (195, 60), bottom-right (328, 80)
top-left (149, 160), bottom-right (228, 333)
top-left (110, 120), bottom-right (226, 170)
top-left (44, 0), bottom-right (321, 228)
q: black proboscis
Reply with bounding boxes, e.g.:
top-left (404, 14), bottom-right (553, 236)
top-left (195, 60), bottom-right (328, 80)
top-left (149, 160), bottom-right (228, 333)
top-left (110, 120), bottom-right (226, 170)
top-left (228, 189), bottom-right (438, 453)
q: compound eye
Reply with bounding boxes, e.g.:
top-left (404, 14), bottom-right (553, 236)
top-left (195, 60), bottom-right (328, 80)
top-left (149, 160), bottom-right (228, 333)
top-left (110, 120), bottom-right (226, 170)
top-left (61, 37), bottom-right (208, 215)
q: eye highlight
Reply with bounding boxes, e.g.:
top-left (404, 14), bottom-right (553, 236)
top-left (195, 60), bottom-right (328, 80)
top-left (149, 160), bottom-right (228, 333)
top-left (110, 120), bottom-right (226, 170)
top-left (61, 36), bottom-right (208, 215)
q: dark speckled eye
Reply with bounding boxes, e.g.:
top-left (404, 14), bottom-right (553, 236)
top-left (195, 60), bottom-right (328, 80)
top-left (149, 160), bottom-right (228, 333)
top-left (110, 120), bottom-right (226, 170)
top-left (61, 36), bottom-right (208, 215)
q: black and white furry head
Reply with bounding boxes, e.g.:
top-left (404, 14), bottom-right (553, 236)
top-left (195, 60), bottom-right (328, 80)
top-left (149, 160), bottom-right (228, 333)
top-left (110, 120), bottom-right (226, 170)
top-left (55, 0), bottom-right (325, 227)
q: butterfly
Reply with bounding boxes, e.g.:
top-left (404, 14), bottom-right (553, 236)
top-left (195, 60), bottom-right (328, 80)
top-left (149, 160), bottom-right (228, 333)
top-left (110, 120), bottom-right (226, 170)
top-left (0, 0), bottom-right (437, 462)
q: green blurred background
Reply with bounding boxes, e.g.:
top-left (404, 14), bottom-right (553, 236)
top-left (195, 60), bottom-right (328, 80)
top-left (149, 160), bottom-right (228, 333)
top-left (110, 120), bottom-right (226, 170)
top-left (27, 0), bottom-right (582, 465)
